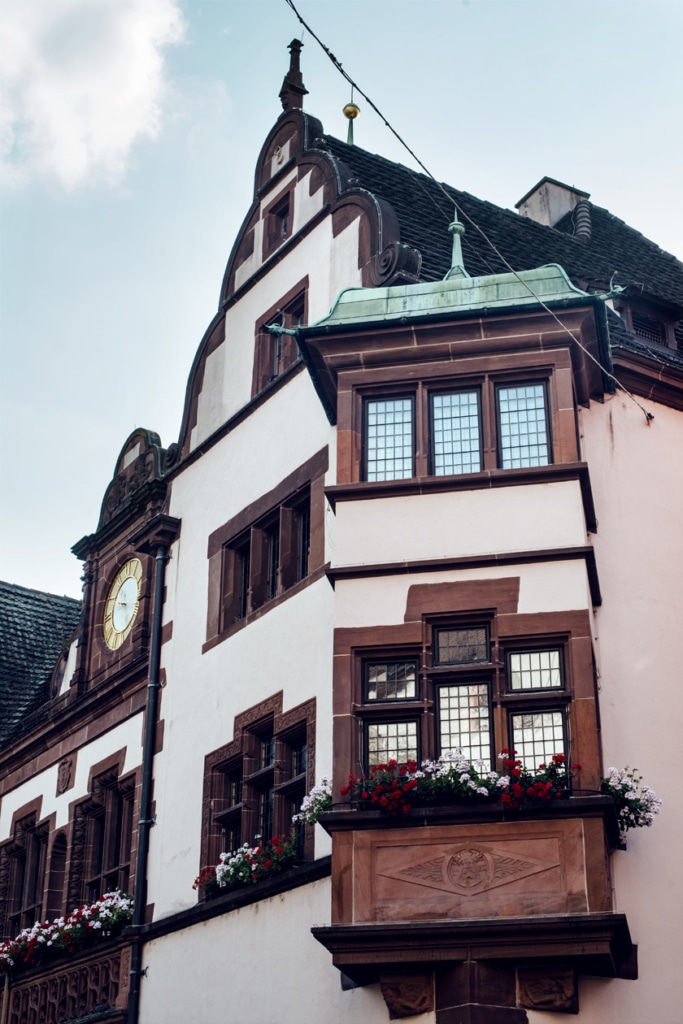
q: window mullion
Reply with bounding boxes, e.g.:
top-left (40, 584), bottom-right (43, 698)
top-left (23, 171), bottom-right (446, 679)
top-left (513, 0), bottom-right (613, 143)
top-left (481, 378), bottom-right (496, 470)
top-left (415, 384), bottom-right (428, 477)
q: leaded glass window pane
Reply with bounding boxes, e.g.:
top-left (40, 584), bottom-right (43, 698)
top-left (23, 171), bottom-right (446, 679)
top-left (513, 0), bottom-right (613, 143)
top-left (438, 683), bottom-right (491, 763)
top-left (508, 650), bottom-right (562, 691)
top-left (436, 627), bottom-right (489, 665)
top-left (367, 721), bottom-right (418, 765)
top-left (365, 398), bottom-right (414, 481)
top-left (497, 383), bottom-right (550, 468)
top-left (510, 711), bottom-right (565, 769)
top-left (366, 661), bottom-right (417, 701)
top-left (431, 391), bottom-right (482, 475)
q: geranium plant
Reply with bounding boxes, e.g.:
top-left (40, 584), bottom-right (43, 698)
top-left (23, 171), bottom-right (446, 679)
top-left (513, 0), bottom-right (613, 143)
top-left (0, 891), bottom-right (133, 977)
top-left (601, 766), bottom-right (662, 844)
top-left (339, 750), bottom-right (581, 817)
top-left (193, 832), bottom-right (298, 897)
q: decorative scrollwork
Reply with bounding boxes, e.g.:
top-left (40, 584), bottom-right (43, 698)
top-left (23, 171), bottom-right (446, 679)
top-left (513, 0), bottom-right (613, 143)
top-left (368, 242), bottom-right (422, 287)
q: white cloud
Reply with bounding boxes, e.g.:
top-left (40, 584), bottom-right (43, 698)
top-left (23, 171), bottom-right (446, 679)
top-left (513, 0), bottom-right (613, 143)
top-left (0, 0), bottom-right (185, 188)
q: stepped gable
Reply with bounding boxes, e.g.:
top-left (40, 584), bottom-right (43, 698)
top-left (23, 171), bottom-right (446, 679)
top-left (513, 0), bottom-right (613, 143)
top-left (320, 136), bottom-right (683, 310)
top-left (0, 581), bottom-right (81, 748)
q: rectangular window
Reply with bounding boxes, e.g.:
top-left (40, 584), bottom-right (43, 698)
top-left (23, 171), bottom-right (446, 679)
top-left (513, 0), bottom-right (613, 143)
top-left (510, 710), bottom-right (566, 769)
top-left (366, 720), bottom-right (418, 765)
top-left (435, 626), bottom-right (489, 665)
top-left (364, 397), bottom-right (414, 481)
top-left (365, 661), bottom-right (418, 701)
top-left (438, 683), bottom-right (491, 762)
top-left (259, 734), bottom-right (275, 770)
top-left (431, 390), bottom-right (482, 475)
top-left (265, 522), bottom-right (280, 601)
top-left (496, 383), bottom-right (551, 469)
top-left (257, 787), bottom-right (274, 840)
top-left (508, 650), bottom-right (562, 691)
top-left (295, 502), bottom-right (310, 582)
top-left (236, 540), bottom-right (250, 621)
top-left (290, 737), bottom-right (307, 777)
top-left (7, 821), bottom-right (48, 936)
top-left (220, 485), bottom-right (313, 629)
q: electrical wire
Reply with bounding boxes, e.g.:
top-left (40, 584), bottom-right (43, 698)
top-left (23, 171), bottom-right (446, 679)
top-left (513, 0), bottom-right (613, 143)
top-left (283, 0), bottom-right (654, 424)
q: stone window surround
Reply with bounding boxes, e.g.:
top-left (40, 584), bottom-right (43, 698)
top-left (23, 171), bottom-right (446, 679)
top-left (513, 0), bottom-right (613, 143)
top-left (204, 447), bottom-right (328, 652)
top-left (200, 692), bottom-right (317, 879)
top-left (332, 579), bottom-right (601, 796)
top-left (251, 277), bottom-right (308, 398)
top-left (334, 345), bottom-right (579, 486)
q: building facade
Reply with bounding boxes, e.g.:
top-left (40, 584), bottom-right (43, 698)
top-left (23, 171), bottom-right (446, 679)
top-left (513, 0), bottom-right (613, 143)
top-left (2, 44), bottom-right (682, 1024)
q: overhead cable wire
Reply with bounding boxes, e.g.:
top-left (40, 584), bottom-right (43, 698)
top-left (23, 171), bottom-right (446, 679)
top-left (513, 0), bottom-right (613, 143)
top-left (283, 0), bottom-right (654, 424)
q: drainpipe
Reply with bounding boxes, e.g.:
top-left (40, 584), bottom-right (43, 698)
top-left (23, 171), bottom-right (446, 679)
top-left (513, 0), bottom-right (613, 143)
top-left (126, 515), bottom-right (180, 1024)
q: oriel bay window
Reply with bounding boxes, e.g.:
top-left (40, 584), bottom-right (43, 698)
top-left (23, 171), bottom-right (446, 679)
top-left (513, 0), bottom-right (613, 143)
top-left (361, 378), bottom-right (552, 482)
top-left (357, 623), bottom-right (572, 774)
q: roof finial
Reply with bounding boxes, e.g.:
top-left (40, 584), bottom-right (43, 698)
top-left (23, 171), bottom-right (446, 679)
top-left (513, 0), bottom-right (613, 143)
top-left (279, 39), bottom-right (308, 111)
top-left (343, 87), bottom-right (360, 145)
top-left (444, 208), bottom-right (470, 280)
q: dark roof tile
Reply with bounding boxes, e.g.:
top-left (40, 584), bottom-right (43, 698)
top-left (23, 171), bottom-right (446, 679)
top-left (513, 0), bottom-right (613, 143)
top-left (0, 581), bottom-right (81, 749)
top-left (321, 136), bottom-right (683, 309)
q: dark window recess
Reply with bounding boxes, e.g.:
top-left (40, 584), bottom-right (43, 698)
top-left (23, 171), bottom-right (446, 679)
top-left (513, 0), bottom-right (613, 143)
top-left (209, 707), bottom-right (315, 867)
top-left (436, 626), bottom-right (489, 666)
top-left (84, 781), bottom-right (134, 901)
top-left (631, 311), bottom-right (667, 346)
top-left (255, 292), bottom-right (305, 393)
top-left (290, 737), bottom-right (307, 777)
top-left (222, 487), bottom-right (311, 628)
top-left (6, 816), bottom-right (48, 936)
top-left (365, 661), bottom-right (418, 701)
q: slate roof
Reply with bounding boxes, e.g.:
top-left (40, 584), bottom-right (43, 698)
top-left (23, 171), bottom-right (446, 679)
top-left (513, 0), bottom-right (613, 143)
top-left (320, 136), bottom-right (683, 313)
top-left (0, 581), bottom-right (81, 749)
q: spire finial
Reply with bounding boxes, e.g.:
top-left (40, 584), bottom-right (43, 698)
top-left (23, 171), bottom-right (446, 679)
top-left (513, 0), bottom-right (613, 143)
top-left (279, 39), bottom-right (309, 111)
top-left (444, 208), bottom-right (470, 280)
top-left (343, 86), bottom-right (360, 145)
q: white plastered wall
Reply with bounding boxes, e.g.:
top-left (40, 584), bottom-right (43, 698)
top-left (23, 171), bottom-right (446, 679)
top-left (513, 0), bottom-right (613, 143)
top-left (139, 879), bottom-right (435, 1024)
top-left (530, 395), bottom-right (683, 1024)
top-left (335, 559), bottom-right (593, 630)
top-left (0, 715), bottom-right (143, 841)
top-left (148, 372), bottom-right (336, 918)
top-left (190, 212), bottom-right (361, 449)
top-left (333, 480), bottom-right (588, 568)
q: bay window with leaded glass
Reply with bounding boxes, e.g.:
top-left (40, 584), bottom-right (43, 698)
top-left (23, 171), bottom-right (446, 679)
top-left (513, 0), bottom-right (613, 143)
top-left (356, 622), bottom-right (573, 776)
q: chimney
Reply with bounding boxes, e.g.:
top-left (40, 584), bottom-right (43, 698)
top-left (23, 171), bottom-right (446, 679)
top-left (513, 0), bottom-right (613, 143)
top-left (515, 176), bottom-right (590, 228)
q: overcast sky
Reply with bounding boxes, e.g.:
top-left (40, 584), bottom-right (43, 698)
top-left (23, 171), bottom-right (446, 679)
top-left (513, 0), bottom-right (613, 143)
top-left (1, 0), bottom-right (681, 600)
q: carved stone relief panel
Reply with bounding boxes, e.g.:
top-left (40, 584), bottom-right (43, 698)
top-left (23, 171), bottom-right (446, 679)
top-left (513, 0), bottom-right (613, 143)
top-left (340, 818), bottom-right (591, 926)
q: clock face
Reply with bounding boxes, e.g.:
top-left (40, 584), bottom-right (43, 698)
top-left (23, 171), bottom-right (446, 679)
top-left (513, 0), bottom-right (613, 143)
top-left (103, 558), bottom-right (143, 650)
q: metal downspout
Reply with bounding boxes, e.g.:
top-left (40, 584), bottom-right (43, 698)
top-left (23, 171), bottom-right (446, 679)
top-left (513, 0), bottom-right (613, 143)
top-left (127, 544), bottom-right (169, 1024)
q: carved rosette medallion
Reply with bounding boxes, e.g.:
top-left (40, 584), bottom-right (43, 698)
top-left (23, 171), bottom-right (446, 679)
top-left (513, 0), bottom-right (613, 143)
top-left (386, 843), bottom-right (548, 896)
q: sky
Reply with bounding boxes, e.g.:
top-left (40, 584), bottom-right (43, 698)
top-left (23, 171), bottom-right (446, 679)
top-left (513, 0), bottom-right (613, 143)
top-left (1, 0), bottom-right (681, 601)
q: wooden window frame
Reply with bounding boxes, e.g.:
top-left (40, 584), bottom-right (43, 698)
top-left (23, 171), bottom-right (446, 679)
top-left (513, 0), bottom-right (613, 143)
top-left (348, 615), bottom-right (577, 780)
top-left (205, 449), bottom-right (328, 650)
top-left (252, 279), bottom-right (308, 397)
top-left (357, 375), bottom-right (553, 483)
top-left (201, 694), bottom-right (317, 886)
